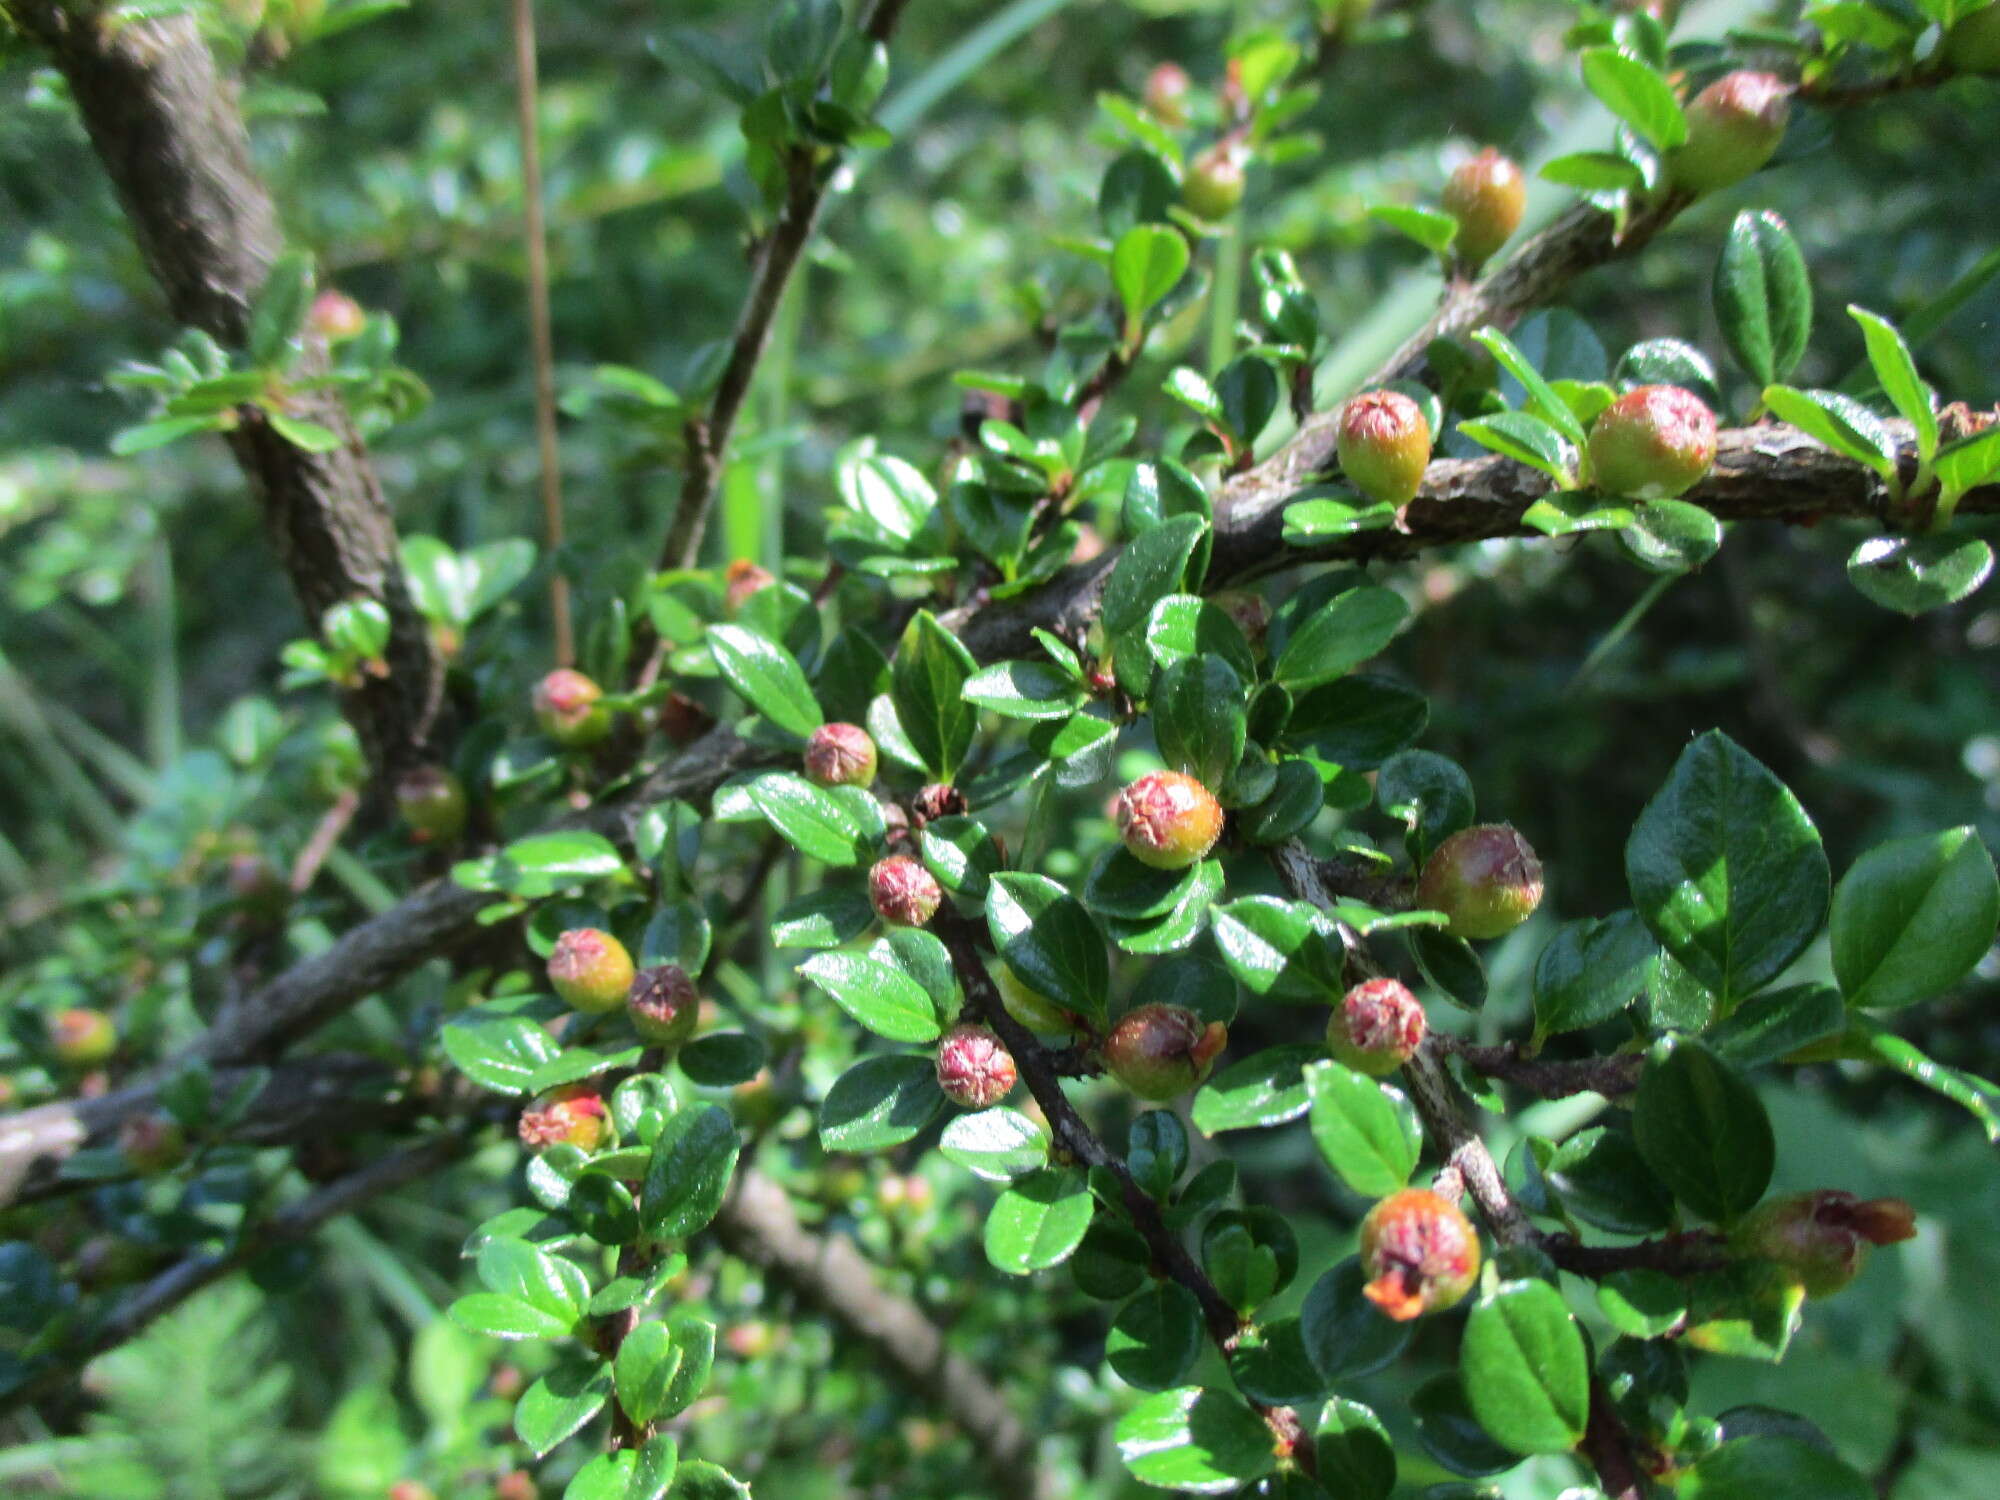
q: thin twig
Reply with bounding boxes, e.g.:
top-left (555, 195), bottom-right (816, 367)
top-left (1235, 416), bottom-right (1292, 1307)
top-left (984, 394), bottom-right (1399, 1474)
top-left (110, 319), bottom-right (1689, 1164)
top-left (1441, 1038), bottom-right (1644, 1099)
top-left (288, 786), bottom-right (360, 893)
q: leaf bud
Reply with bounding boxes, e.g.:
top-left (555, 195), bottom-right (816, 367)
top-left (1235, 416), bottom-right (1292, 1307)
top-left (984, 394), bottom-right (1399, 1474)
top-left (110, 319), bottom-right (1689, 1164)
top-left (1441, 148), bottom-right (1525, 270)
top-left (1732, 1190), bottom-right (1916, 1298)
top-left (1336, 389), bottom-right (1432, 507)
top-left (1670, 71), bottom-right (1791, 195)
top-left (532, 667), bottom-right (612, 748)
top-left (1327, 978), bottom-right (1426, 1076)
top-left (517, 1083), bottom-right (610, 1153)
top-left (627, 963), bottom-right (701, 1048)
top-left (803, 722), bottom-right (878, 788)
top-left (1587, 384), bottom-right (1717, 499)
top-left (1359, 1187), bottom-right (1482, 1320)
top-left (935, 1024), bottom-right (1019, 1108)
top-left (1104, 1003), bottom-right (1227, 1101)
top-left (869, 854), bottom-right (943, 927)
top-left (547, 928), bottom-right (638, 1014)
top-left (1144, 62), bottom-right (1192, 127)
top-left (1415, 823), bottom-right (1544, 940)
top-left (1115, 770), bottom-right (1225, 870)
top-left (395, 765), bottom-right (468, 844)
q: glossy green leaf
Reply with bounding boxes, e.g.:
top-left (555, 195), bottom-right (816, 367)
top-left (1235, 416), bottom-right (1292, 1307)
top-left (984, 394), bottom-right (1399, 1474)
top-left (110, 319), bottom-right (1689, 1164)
top-left (1211, 896), bottom-right (1344, 1001)
top-left (441, 996), bottom-right (564, 1094)
top-left (1281, 492), bottom-right (1398, 544)
top-left (1112, 223), bottom-right (1191, 335)
top-left (249, 250), bottom-right (316, 367)
top-left (769, 886), bottom-right (874, 950)
top-left (1580, 47), bottom-right (1687, 149)
top-left (655, 1311), bottom-right (716, 1421)
top-left (1680, 1436), bottom-right (1872, 1499)
top-left (658, 1459), bottom-right (746, 1500)
top-left (1271, 586), bottom-right (1409, 692)
top-left (1532, 910), bottom-right (1657, 1037)
top-left (891, 610), bottom-right (979, 778)
top-left (1935, 424), bottom-right (2000, 502)
top-left (797, 951), bottom-right (942, 1041)
top-left (1238, 760), bottom-right (1324, 844)
top-left (1115, 1386), bottom-right (1277, 1493)
top-left (741, 772), bottom-right (875, 866)
top-left (1288, 674), bottom-right (1428, 770)
top-left (962, 660), bottom-right (1085, 721)
top-left (1305, 1060), bottom-right (1421, 1196)
top-left (1763, 385), bottom-right (1898, 481)
top-left (640, 1105), bottom-right (739, 1239)
top-left (987, 872), bottom-right (1110, 1022)
top-left (985, 1168), bottom-right (1095, 1274)
top-left (515, 1353), bottom-right (613, 1457)
top-left (1716, 211), bottom-right (1812, 385)
top-left (1626, 730), bottom-right (1829, 1004)
top-left (1539, 150), bottom-right (1646, 190)
top-left (939, 1107), bottom-right (1048, 1181)
top-left (1299, 1258), bottom-right (1414, 1382)
top-left (1226, 1319), bottom-right (1327, 1408)
top-left (1633, 1040), bottom-right (1774, 1223)
top-left (677, 1032), bottom-right (766, 1088)
top-left (1458, 411), bottom-right (1576, 483)
top-left (1369, 202), bottom-right (1458, 254)
top-left (1377, 748), bottom-right (1475, 863)
top-left (1107, 1281), bottom-right (1204, 1391)
top-left (1410, 1374), bottom-right (1518, 1477)
top-left (1472, 326), bottom-right (1587, 444)
top-left (613, 1320), bottom-right (683, 1425)
top-left (1461, 1280), bottom-right (1589, 1455)
top-left (706, 624), bottom-right (822, 738)
top-left (1190, 1044), bottom-right (1321, 1133)
top-left (1532, 1126), bottom-right (1675, 1234)
top-left (477, 1236), bottom-right (586, 1323)
top-left (1619, 498), bottom-right (1722, 574)
top-left (1830, 826), bottom-right (1999, 1010)
top-left (1152, 654), bottom-right (1247, 787)
top-left (454, 830), bottom-right (624, 899)
top-left (1846, 533), bottom-right (1993, 615)
top-left (1850, 1018), bottom-right (2000, 1142)
top-left (1315, 1397), bottom-right (1396, 1500)
top-left (1708, 983), bottom-right (1844, 1067)
top-left (447, 1291), bottom-right (572, 1342)
top-left (562, 1438), bottom-right (678, 1500)
top-left (818, 1053), bottom-right (944, 1151)
top-left (1145, 594), bottom-right (1258, 680)
top-left (1102, 513), bottom-right (1208, 638)
top-left (1849, 305), bottom-right (1936, 458)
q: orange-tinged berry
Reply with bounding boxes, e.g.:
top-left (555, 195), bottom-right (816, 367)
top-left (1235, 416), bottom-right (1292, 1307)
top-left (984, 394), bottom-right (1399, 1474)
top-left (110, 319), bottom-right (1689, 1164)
top-left (1337, 389), bottom-right (1432, 507)
top-left (1115, 770), bottom-right (1224, 870)
top-left (1359, 1188), bottom-right (1481, 1320)
top-left (1144, 62), bottom-right (1191, 127)
top-left (547, 928), bottom-right (637, 1013)
top-left (1327, 978), bottom-right (1426, 1076)
top-left (532, 668), bottom-right (612, 748)
top-left (804, 723), bottom-right (878, 788)
top-left (1733, 1190), bottom-right (1916, 1298)
top-left (395, 765), bottom-right (467, 844)
top-left (628, 963), bottom-right (700, 1048)
top-left (48, 1008), bottom-right (118, 1069)
top-left (517, 1084), bottom-right (609, 1152)
top-left (1183, 142), bottom-right (1247, 220)
top-left (1588, 384), bottom-right (1717, 499)
top-left (1104, 1004), bottom-right (1227, 1101)
top-left (1415, 824), bottom-right (1544, 940)
top-left (1441, 148), bottom-right (1525, 269)
top-left (1671, 71), bottom-right (1791, 194)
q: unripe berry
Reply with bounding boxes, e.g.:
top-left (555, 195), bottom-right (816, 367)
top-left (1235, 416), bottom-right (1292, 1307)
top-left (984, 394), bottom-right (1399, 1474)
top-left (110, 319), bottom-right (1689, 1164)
top-left (996, 968), bottom-right (1088, 1037)
top-left (869, 855), bottom-right (943, 927)
top-left (1327, 978), bottom-right (1426, 1076)
top-left (1670, 71), bottom-right (1791, 195)
top-left (308, 289), bottom-right (366, 342)
top-left (935, 1024), bottom-right (1019, 1108)
top-left (1587, 384), bottom-right (1717, 499)
top-left (118, 1113), bottom-right (188, 1174)
top-left (395, 765), bottom-right (467, 844)
top-left (804, 723), bottom-right (878, 788)
top-left (628, 963), bottom-right (700, 1048)
top-left (226, 851), bottom-right (291, 929)
top-left (1336, 389), bottom-right (1432, 507)
top-left (48, 1008), bottom-right (117, 1069)
top-left (1359, 1188), bottom-right (1481, 1320)
top-left (1182, 142), bottom-right (1247, 221)
top-left (1103, 1004), bottom-right (1228, 1101)
top-left (517, 1084), bottom-right (610, 1152)
top-left (1414, 824), bottom-right (1544, 940)
top-left (532, 668), bottom-right (612, 748)
top-left (1115, 770), bottom-right (1225, 870)
top-left (547, 928), bottom-right (637, 1014)
top-left (725, 558), bottom-right (775, 612)
top-left (1441, 148), bottom-right (1526, 269)
top-left (1732, 1190), bottom-right (1916, 1298)
top-left (1144, 62), bottom-right (1192, 127)
top-left (1947, 5), bottom-right (2000, 73)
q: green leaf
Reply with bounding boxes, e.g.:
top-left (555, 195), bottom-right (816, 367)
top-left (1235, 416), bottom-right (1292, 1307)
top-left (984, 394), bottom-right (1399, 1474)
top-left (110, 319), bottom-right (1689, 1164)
top-left (1271, 586), bottom-right (1409, 692)
top-left (1211, 896), bottom-right (1344, 1001)
top-left (1848, 305), bottom-right (1937, 459)
top-left (1107, 1282), bottom-right (1204, 1391)
top-left (441, 996), bottom-right (564, 1094)
top-left (268, 412), bottom-right (343, 453)
top-left (614, 1320), bottom-right (684, 1425)
top-left (1472, 326), bottom-right (1586, 444)
top-left (1532, 911), bottom-right (1655, 1037)
top-left (1619, 498), bottom-right (1722, 574)
top-left (987, 872), bottom-right (1110, 1022)
top-left (1580, 47), bottom-right (1687, 150)
top-left (1281, 492), bottom-right (1398, 544)
top-left (1238, 760), bottom-right (1325, 845)
top-left (640, 1105), bottom-right (739, 1239)
top-left (985, 1168), bottom-right (1095, 1274)
top-left (1084, 848), bottom-right (1208, 921)
top-left (769, 887), bottom-right (874, 950)
top-left (1625, 730), bottom-right (1830, 1004)
top-left (249, 249), bottom-right (316, 367)
top-left (662, 1459), bottom-right (748, 1499)
top-left (798, 951), bottom-right (942, 1042)
top-left (1299, 1258), bottom-right (1413, 1382)
top-left (1846, 534), bottom-right (1993, 615)
top-left (447, 1291), bottom-right (572, 1342)
top-left (1369, 203), bottom-right (1458, 254)
top-left (1762, 385), bottom-right (1898, 482)
top-left (1305, 1060), bottom-right (1421, 1196)
top-left (891, 610), bottom-right (979, 778)
top-left (1190, 1044), bottom-right (1321, 1133)
top-left (1315, 1398), bottom-right (1396, 1500)
top-left (1102, 513), bottom-right (1207, 638)
top-left (678, 1032), bottom-right (766, 1087)
top-left (1709, 983), bottom-right (1844, 1067)
top-left (1715, 211), bottom-right (1812, 385)
top-left (1935, 424), bottom-right (2000, 502)
top-left (454, 830), bottom-right (624, 899)
top-left (1460, 1280), bottom-right (1590, 1455)
top-left (564, 1438), bottom-right (679, 1500)
top-left (1411, 1374), bottom-right (1518, 1477)
top-left (1115, 1386), bottom-right (1278, 1493)
top-left (706, 624), bottom-right (822, 738)
top-left (818, 1053), bottom-right (944, 1151)
top-left (962, 660), bottom-right (1085, 721)
top-left (939, 1107), bottom-right (1049, 1181)
top-left (478, 1236), bottom-right (586, 1324)
top-left (1597, 1269), bottom-right (1687, 1339)
top-left (1680, 1436), bottom-right (1873, 1500)
top-left (1850, 1018), bottom-right (2000, 1142)
top-left (1146, 594), bottom-right (1257, 683)
top-left (1226, 1319), bottom-right (1327, 1408)
top-left (1830, 826), bottom-right (1999, 1010)
top-left (1457, 411), bottom-right (1577, 484)
top-left (1377, 748), bottom-right (1475, 863)
top-left (1633, 1040), bottom-right (1774, 1224)
top-left (515, 1353), bottom-right (613, 1457)
top-left (1112, 223), bottom-right (1191, 337)
top-left (920, 815), bottom-right (1005, 903)
top-left (111, 414), bottom-right (231, 454)
top-left (745, 772), bottom-right (876, 867)
top-left (1152, 655), bottom-right (1247, 787)
top-left (1530, 1127), bottom-right (1675, 1233)
top-left (1539, 150), bottom-right (1647, 191)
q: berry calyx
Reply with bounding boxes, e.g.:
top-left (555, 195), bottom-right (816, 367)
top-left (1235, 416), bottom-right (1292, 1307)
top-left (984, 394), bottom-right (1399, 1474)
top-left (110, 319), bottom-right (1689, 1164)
top-left (1143, 62), bottom-right (1191, 127)
top-left (1946, 5), bottom-right (2000, 73)
top-left (725, 558), bottom-right (776, 612)
top-left (308, 289), bottom-right (366, 342)
top-left (532, 668), bottom-right (612, 748)
top-left (395, 765), bottom-right (468, 844)
top-left (48, 1008), bottom-right (118, 1069)
top-left (1182, 141), bottom-right (1248, 220)
top-left (935, 1024), bottom-right (1019, 1108)
top-left (1336, 389), bottom-right (1433, 507)
top-left (869, 855), bottom-right (944, 927)
top-left (118, 1112), bottom-right (188, 1174)
top-left (1440, 148), bottom-right (1525, 270)
top-left (1587, 384), bottom-right (1718, 499)
top-left (1670, 71), bottom-right (1791, 195)
top-left (628, 963), bottom-right (701, 1048)
top-left (1732, 1190), bottom-right (1916, 1298)
top-left (803, 723), bottom-right (878, 788)
top-left (1359, 1188), bottom-right (1482, 1320)
top-left (1103, 1003), bottom-right (1228, 1101)
top-left (996, 968), bottom-right (1088, 1037)
top-left (1327, 978), bottom-right (1426, 1076)
top-left (547, 928), bottom-right (637, 1014)
top-left (1115, 770), bottom-right (1225, 870)
top-left (1415, 823), bottom-right (1544, 940)
top-left (517, 1084), bottom-right (610, 1153)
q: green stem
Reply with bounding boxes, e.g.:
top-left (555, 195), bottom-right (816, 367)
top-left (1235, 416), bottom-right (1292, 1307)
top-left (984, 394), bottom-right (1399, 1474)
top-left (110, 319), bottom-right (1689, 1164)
top-left (1568, 573), bottom-right (1679, 692)
top-left (146, 536), bottom-right (181, 771)
top-left (1207, 225), bottom-right (1241, 377)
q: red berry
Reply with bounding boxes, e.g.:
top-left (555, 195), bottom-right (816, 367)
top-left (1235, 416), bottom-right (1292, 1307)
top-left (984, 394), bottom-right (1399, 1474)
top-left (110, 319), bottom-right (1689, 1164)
top-left (1115, 770), bottom-right (1224, 870)
top-left (1416, 824), bottom-right (1544, 940)
top-left (1948, 6), bottom-right (2000, 73)
top-left (1359, 1187), bottom-right (1481, 1321)
top-left (1671, 71), bottom-right (1791, 195)
top-left (1104, 1004), bottom-right (1228, 1101)
top-left (48, 1008), bottom-right (117, 1069)
top-left (1336, 390), bottom-right (1432, 507)
top-left (547, 928), bottom-right (637, 1014)
top-left (395, 765), bottom-right (467, 844)
top-left (628, 963), bottom-right (700, 1048)
top-left (803, 723), bottom-right (878, 788)
top-left (517, 1084), bottom-right (610, 1153)
top-left (118, 1113), bottom-right (188, 1174)
top-left (1182, 142), bottom-right (1247, 221)
top-left (935, 1024), bottom-right (1019, 1108)
top-left (1588, 384), bottom-right (1717, 499)
top-left (1732, 1190), bottom-right (1916, 1298)
top-left (1144, 62), bottom-right (1191, 127)
top-left (308, 289), bottom-right (366, 342)
top-left (869, 855), bottom-right (943, 927)
top-left (1327, 978), bottom-right (1426, 1076)
top-left (1440, 148), bottom-right (1525, 270)
top-left (532, 668), bottom-right (612, 748)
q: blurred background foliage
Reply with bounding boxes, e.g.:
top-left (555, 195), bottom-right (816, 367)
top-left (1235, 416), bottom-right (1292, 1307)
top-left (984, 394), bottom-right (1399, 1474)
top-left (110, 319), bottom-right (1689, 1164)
top-left (1, 0), bottom-right (1997, 1496)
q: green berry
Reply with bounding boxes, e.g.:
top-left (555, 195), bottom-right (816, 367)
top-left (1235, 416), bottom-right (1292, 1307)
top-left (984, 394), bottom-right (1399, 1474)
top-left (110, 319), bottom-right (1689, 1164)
top-left (1670, 71), bottom-right (1791, 195)
top-left (1182, 142), bottom-right (1247, 220)
top-left (804, 722), bottom-right (878, 788)
top-left (1115, 770), bottom-right (1224, 870)
top-left (547, 927), bottom-right (637, 1013)
top-left (1336, 389), bottom-right (1432, 507)
top-left (869, 855), bottom-right (943, 927)
top-left (628, 963), bottom-right (700, 1048)
top-left (1732, 1190), bottom-right (1916, 1298)
top-left (935, 1024), bottom-right (1018, 1108)
top-left (48, 1008), bottom-right (118, 1069)
top-left (1327, 978), bottom-right (1426, 1076)
top-left (1415, 824), bottom-right (1544, 940)
top-left (996, 968), bottom-right (1088, 1037)
top-left (1104, 1004), bottom-right (1227, 1101)
top-left (1588, 384), bottom-right (1717, 499)
top-left (532, 668), bottom-right (612, 748)
top-left (1440, 148), bottom-right (1525, 269)
top-left (395, 765), bottom-right (467, 844)
top-left (1359, 1188), bottom-right (1481, 1320)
